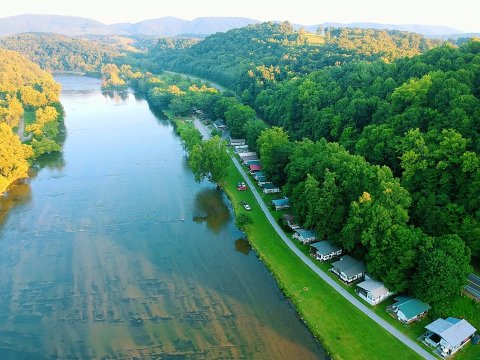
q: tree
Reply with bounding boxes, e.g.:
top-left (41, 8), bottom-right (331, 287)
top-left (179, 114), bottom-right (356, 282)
top-left (213, 97), bottom-right (238, 119)
top-left (101, 63), bottom-right (126, 90)
top-left (412, 234), bottom-right (471, 307)
top-left (243, 119), bottom-right (267, 152)
top-left (235, 212), bottom-right (253, 230)
top-left (301, 174), bottom-right (320, 229)
top-left (257, 127), bottom-right (292, 185)
top-left (177, 125), bottom-right (202, 152)
top-left (0, 123), bottom-right (33, 194)
top-left (189, 136), bottom-right (230, 185)
top-left (224, 103), bottom-right (256, 138)
top-left (31, 137), bottom-right (61, 157)
top-left (315, 169), bottom-right (343, 239)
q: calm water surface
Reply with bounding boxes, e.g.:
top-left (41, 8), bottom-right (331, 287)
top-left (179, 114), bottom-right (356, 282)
top-left (0, 75), bottom-right (327, 359)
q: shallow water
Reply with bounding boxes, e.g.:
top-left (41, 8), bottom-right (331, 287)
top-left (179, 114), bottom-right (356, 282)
top-left (0, 75), bottom-right (327, 359)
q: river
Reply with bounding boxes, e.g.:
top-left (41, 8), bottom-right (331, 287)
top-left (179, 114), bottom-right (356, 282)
top-left (0, 75), bottom-right (326, 359)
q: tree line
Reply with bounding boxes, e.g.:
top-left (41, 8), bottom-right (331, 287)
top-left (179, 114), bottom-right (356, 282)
top-left (0, 33), bottom-right (124, 74)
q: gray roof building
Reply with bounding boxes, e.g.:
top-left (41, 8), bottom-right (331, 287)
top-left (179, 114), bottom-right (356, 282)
top-left (423, 317), bottom-right (477, 357)
top-left (331, 255), bottom-right (366, 283)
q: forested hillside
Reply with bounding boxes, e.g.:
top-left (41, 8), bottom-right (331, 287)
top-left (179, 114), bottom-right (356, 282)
top-left (0, 33), bottom-right (123, 73)
top-left (0, 48), bottom-right (63, 193)
top-left (147, 22), bottom-right (442, 94)
top-left (255, 42), bottom-right (480, 261)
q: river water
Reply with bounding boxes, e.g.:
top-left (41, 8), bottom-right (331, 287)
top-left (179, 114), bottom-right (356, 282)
top-left (0, 75), bottom-right (326, 359)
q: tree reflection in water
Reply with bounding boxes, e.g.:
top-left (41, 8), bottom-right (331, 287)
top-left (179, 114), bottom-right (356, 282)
top-left (0, 181), bottom-right (32, 229)
top-left (192, 188), bottom-right (231, 233)
top-left (235, 237), bottom-right (251, 255)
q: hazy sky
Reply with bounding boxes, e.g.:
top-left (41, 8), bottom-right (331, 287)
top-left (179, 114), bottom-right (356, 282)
top-left (2, 0), bottom-right (479, 32)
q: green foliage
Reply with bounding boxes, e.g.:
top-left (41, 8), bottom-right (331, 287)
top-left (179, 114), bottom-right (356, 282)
top-left (235, 212), bottom-right (253, 229)
top-left (224, 103), bottom-right (256, 138)
top-left (31, 137), bottom-right (61, 157)
top-left (400, 128), bottom-right (480, 256)
top-left (146, 22), bottom-right (441, 97)
top-left (175, 122), bottom-right (203, 152)
top-left (257, 127), bottom-right (292, 185)
top-left (243, 118), bottom-right (267, 152)
top-left (189, 136), bottom-right (230, 185)
top-left (412, 235), bottom-right (472, 308)
top-left (0, 33), bottom-right (122, 73)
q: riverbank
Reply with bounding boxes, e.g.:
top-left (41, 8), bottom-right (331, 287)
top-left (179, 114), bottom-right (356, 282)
top-left (164, 113), bottom-right (424, 360)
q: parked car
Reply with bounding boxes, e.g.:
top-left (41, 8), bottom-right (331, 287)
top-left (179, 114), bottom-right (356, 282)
top-left (237, 182), bottom-right (247, 191)
top-left (240, 201), bottom-right (251, 211)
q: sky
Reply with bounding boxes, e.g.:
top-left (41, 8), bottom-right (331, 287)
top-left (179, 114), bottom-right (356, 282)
top-left (1, 0), bottom-right (479, 32)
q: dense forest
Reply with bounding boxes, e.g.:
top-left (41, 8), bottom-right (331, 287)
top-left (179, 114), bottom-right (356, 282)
top-left (0, 48), bottom-right (62, 194)
top-left (254, 42), bottom-right (480, 262)
top-left (145, 23), bottom-right (443, 98)
top-left (0, 33), bottom-right (124, 74)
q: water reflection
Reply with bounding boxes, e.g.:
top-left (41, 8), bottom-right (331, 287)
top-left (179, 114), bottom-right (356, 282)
top-left (101, 90), bottom-right (130, 103)
top-left (192, 188), bottom-right (231, 233)
top-left (235, 237), bottom-right (252, 255)
top-left (0, 182), bottom-right (32, 229)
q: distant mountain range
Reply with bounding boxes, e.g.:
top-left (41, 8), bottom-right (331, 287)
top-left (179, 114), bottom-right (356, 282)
top-left (0, 14), bottom-right (475, 38)
top-left (0, 15), bottom-right (260, 37)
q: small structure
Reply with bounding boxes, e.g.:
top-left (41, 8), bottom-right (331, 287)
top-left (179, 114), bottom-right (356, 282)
top-left (422, 317), bottom-right (477, 358)
top-left (253, 171), bottom-right (264, 179)
top-left (242, 155), bottom-right (259, 163)
top-left (249, 164), bottom-right (262, 173)
top-left (256, 176), bottom-right (270, 186)
top-left (356, 279), bottom-right (393, 305)
top-left (262, 183), bottom-right (281, 194)
top-left (234, 145), bottom-right (250, 153)
top-left (330, 255), bottom-right (366, 284)
top-left (388, 296), bottom-right (431, 324)
top-left (239, 152), bottom-right (258, 163)
top-left (282, 214), bottom-right (300, 230)
top-left (245, 159), bottom-right (262, 166)
top-left (272, 197), bottom-right (290, 211)
top-left (293, 228), bottom-right (317, 244)
top-left (230, 138), bottom-right (246, 146)
top-left (310, 240), bottom-right (342, 261)
top-left (214, 119), bottom-right (226, 130)
top-left (239, 152), bottom-right (257, 159)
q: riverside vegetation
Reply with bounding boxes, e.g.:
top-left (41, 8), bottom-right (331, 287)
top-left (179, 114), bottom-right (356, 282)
top-left (0, 49), bottom-right (63, 194)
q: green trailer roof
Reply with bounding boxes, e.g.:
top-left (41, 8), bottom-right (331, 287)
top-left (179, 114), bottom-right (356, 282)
top-left (394, 296), bottom-right (431, 320)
